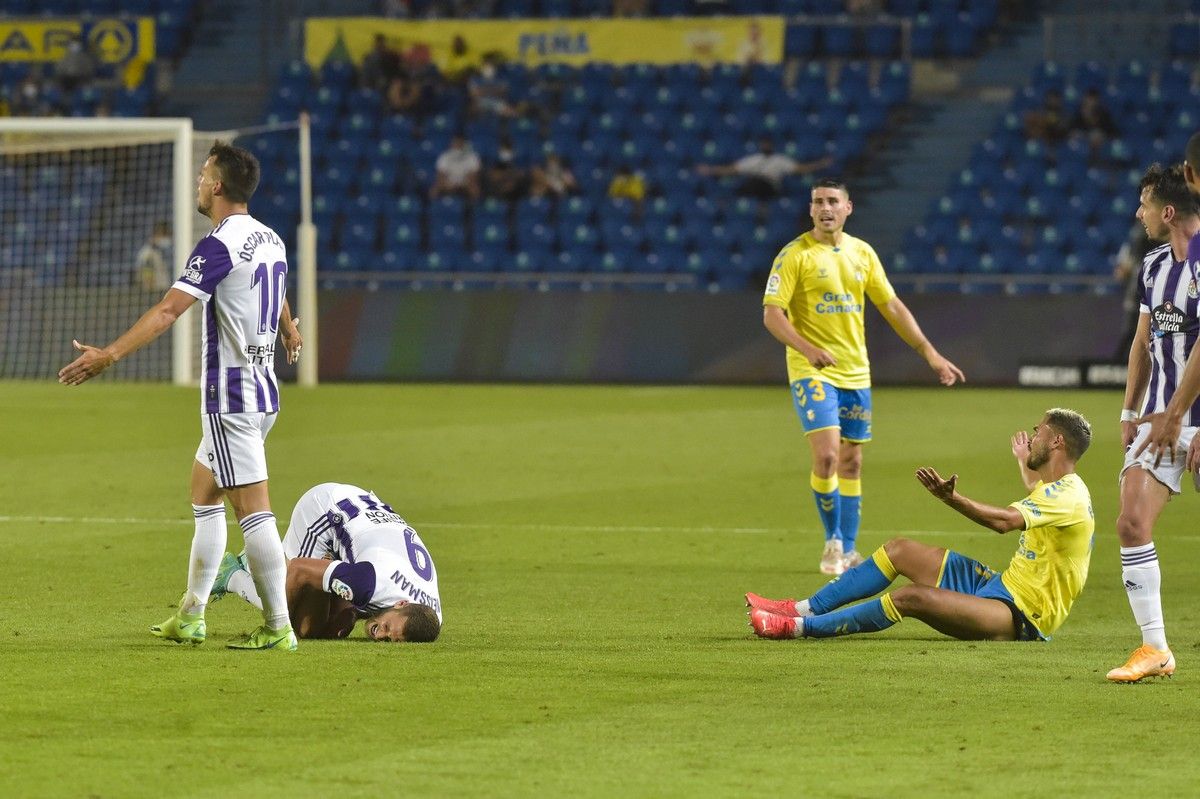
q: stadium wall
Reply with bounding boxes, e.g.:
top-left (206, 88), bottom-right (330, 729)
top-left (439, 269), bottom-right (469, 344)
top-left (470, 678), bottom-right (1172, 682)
top-left (305, 290), bottom-right (1125, 385)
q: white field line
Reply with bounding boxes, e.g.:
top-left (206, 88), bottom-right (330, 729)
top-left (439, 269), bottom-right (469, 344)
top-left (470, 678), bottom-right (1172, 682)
top-left (8, 513), bottom-right (1200, 541)
top-left (0, 514), bottom-right (1004, 537)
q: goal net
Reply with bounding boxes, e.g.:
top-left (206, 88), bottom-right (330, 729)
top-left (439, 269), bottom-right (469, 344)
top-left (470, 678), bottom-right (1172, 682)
top-left (0, 117), bottom-right (316, 386)
top-left (0, 117), bottom-right (193, 382)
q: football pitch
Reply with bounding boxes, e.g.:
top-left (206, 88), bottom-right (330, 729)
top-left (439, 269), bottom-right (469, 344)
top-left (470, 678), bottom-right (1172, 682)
top-left (3, 381), bottom-right (1197, 798)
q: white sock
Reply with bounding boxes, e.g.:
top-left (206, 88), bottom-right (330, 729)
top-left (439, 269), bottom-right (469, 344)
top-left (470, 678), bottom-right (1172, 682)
top-left (239, 512), bottom-right (290, 629)
top-left (228, 569), bottom-right (261, 609)
top-left (794, 599), bottom-right (812, 617)
top-left (1121, 542), bottom-right (1168, 651)
top-left (181, 503), bottom-right (227, 615)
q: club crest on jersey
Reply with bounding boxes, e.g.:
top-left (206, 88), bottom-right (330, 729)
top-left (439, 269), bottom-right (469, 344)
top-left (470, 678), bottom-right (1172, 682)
top-left (330, 578), bottom-right (353, 602)
top-left (182, 255), bottom-right (205, 284)
top-left (1152, 300), bottom-right (1185, 336)
top-left (765, 273), bottom-right (781, 295)
top-left (1189, 278), bottom-right (1198, 299)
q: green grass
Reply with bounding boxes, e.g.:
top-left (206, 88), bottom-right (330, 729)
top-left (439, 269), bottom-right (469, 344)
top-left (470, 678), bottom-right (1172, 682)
top-left (2, 382), bottom-right (1197, 798)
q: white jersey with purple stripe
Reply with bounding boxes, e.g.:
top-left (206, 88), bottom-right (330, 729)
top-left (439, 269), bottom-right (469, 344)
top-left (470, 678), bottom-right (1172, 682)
top-left (285, 483), bottom-right (442, 621)
top-left (1139, 241), bottom-right (1200, 422)
top-left (171, 213), bottom-right (288, 414)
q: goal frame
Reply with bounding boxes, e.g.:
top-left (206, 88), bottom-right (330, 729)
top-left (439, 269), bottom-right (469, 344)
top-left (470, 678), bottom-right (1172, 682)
top-left (0, 116), bottom-right (318, 387)
top-left (0, 116), bottom-right (195, 384)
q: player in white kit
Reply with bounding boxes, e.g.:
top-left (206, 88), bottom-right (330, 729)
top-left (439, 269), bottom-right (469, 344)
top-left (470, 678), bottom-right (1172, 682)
top-left (1108, 163), bottom-right (1200, 682)
top-left (214, 483), bottom-right (442, 643)
top-left (59, 141), bottom-right (303, 651)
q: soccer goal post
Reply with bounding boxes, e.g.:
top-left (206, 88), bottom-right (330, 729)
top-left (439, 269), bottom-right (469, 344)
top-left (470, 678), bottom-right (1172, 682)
top-left (1, 116), bottom-right (317, 387)
top-left (0, 117), bottom-right (194, 383)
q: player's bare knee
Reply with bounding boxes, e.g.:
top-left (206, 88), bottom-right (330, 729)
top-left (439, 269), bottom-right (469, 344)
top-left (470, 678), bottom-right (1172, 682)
top-left (890, 585), bottom-right (926, 615)
top-left (812, 449), bottom-right (838, 475)
top-left (883, 537), bottom-right (912, 563)
top-left (1115, 511), bottom-right (1152, 547)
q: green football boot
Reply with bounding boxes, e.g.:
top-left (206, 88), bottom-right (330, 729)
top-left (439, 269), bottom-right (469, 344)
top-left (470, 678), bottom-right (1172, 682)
top-left (150, 609), bottom-right (206, 644)
top-left (227, 624), bottom-right (298, 651)
top-left (208, 552), bottom-right (244, 602)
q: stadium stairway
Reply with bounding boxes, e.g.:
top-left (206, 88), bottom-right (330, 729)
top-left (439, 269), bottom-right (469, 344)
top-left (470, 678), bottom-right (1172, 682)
top-left (161, 0), bottom-right (278, 129)
top-left (853, 12), bottom-right (1050, 262)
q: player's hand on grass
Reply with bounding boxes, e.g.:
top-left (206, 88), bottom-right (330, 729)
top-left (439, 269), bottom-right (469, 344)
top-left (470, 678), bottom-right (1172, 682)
top-left (1133, 411), bottom-right (1180, 467)
top-left (58, 339), bottom-right (116, 386)
top-left (802, 343), bottom-right (836, 369)
top-left (281, 317), bottom-right (303, 365)
top-left (1011, 430), bottom-right (1031, 461)
top-left (915, 466), bottom-right (957, 502)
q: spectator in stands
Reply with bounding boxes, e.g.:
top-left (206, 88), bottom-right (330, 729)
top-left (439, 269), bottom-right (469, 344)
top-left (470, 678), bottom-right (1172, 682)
top-left (485, 141), bottom-right (528, 202)
top-left (530, 152), bottom-right (578, 199)
top-left (385, 68), bottom-right (428, 116)
top-left (443, 35), bottom-right (478, 85)
top-left (1070, 88), bottom-right (1117, 154)
top-left (696, 138), bottom-right (831, 200)
top-left (135, 221), bottom-right (173, 292)
top-left (607, 165), bottom-right (646, 210)
top-left (737, 19), bottom-right (766, 66)
top-left (1024, 90), bottom-right (1069, 146)
top-left (468, 54), bottom-right (522, 120)
top-left (430, 134), bottom-right (482, 201)
top-left (55, 37), bottom-right (95, 93)
top-left (613, 0), bottom-right (649, 16)
top-left (12, 71), bottom-right (49, 116)
top-left (360, 34), bottom-right (402, 93)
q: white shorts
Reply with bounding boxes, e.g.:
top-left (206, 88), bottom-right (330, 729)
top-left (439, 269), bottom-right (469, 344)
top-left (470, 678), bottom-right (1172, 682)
top-left (195, 412), bottom-right (276, 489)
top-left (282, 486), bottom-right (336, 561)
top-left (1121, 423), bottom-right (1200, 495)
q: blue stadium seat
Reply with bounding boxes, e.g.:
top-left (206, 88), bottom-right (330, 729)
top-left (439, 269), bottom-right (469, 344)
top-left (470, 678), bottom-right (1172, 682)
top-left (819, 24), bottom-right (856, 59)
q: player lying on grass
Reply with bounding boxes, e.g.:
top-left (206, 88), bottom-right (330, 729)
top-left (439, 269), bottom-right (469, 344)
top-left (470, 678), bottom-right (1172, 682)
top-left (746, 408), bottom-right (1094, 643)
top-left (212, 482), bottom-right (442, 643)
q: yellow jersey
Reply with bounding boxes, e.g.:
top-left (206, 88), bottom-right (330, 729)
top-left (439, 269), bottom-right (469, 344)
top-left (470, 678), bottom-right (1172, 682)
top-left (762, 231), bottom-right (896, 389)
top-left (1003, 473), bottom-right (1094, 636)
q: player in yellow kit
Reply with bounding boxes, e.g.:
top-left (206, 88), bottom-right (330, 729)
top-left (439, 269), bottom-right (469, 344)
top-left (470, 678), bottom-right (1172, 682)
top-left (763, 179), bottom-right (965, 575)
top-left (747, 409), bottom-right (1095, 643)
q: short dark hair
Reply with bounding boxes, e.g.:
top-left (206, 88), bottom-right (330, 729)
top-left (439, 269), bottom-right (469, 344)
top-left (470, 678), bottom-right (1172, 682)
top-left (1139, 162), bottom-right (1199, 217)
top-left (813, 178), bottom-right (849, 198)
top-left (1187, 132), bottom-right (1200, 173)
top-left (400, 603), bottom-right (441, 643)
top-left (1045, 408), bottom-right (1092, 461)
top-left (208, 140), bottom-right (259, 203)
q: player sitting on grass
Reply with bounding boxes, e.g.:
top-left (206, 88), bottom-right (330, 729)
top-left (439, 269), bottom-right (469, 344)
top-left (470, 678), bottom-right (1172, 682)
top-left (746, 409), bottom-right (1094, 643)
top-left (211, 482), bottom-right (442, 643)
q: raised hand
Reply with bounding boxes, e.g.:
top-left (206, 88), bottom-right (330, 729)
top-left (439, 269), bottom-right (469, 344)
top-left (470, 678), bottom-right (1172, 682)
top-left (915, 466), bottom-right (958, 502)
top-left (1011, 429), bottom-right (1031, 462)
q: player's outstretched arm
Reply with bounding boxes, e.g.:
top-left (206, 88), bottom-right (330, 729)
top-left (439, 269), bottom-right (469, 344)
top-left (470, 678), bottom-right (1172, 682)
top-left (876, 297), bottom-right (965, 386)
top-left (58, 288), bottom-right (195, 385)
top-left (762, 305), bottom-right (836, 368)
top-left (915, 467), bottom-right (1024, 533)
